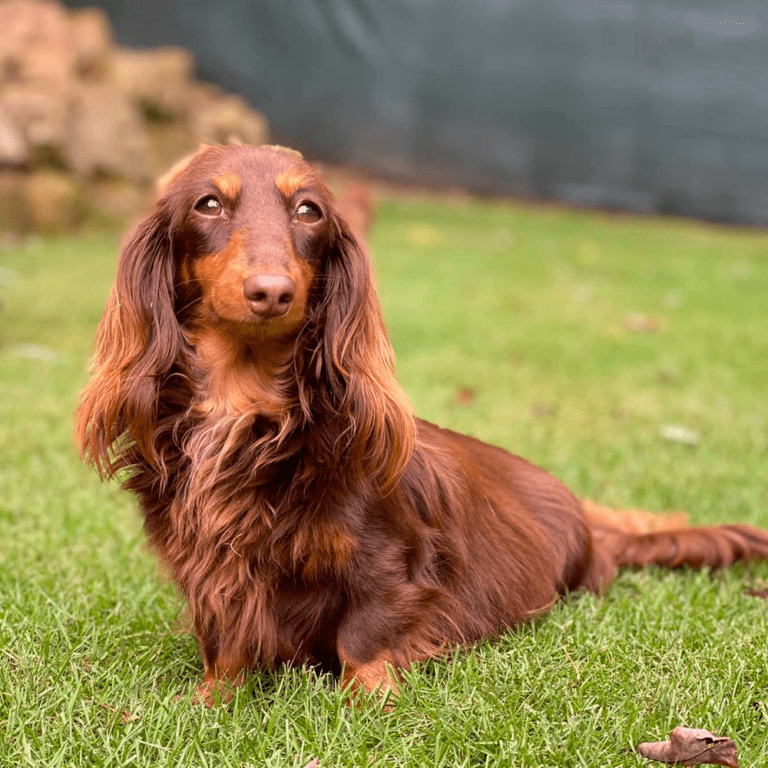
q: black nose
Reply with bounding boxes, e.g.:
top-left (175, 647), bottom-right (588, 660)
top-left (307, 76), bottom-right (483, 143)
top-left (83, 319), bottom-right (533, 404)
top-left (242, 274), bottom-right (296, 318)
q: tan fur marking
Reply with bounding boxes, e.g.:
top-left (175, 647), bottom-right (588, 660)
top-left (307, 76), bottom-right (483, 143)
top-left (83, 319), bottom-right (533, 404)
top-left (193, 654), bottom-right (248, 706)
top-left (296, 251), bottom-right (315, 306)
top-left (176, 258), bottom-right (194, 293)
top-left (339, 648), bottom-right (401, 697)
top-left (188, 326), bottom-right (295, 418)
top-left (187, 227), bottom-right (316, 417)
top-left (299, 526), bottom-right (358, 581)
top-left (191, 230), bottom-right (248, 318)
top-left (191, 230), bottom-right (312, 335)
top-left (275, 169), bottom-right (316, 199)
top-left (213, 172), bottom-right (242, 200)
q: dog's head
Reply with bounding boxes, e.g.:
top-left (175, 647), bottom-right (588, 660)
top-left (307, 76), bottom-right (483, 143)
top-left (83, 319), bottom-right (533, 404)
top-left (155, 145), bottom-right (332, 340)
top-left (77, 145), bottom-right (414, 489)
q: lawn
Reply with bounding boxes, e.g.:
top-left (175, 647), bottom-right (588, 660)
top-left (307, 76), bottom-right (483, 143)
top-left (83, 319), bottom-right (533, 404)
top-left (1, 196), bottom-right (767, 767)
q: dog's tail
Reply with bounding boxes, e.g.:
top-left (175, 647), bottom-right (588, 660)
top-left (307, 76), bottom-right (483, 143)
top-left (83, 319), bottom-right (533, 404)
top-left (580, 504), bottom-right (768, 592)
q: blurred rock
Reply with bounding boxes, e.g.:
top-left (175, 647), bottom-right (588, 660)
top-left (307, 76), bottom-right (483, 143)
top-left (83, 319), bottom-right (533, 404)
top-left (192, 90), bottom-right (270, 146)
top-left (0, 0), bottom-right (271, 233)
top-left (146, 121), bottom-right (196, 179)
top-left (0, 171), bottom-right (33, 232)
top-left (0, 0), bottom-right (75, 89)
top-left (66, 83), bottom-right (149, 181)
top-left (88, 177), bottom-right (148, 223)
top-left (112, 46), bottom-right (195, 121)
top-left (0, 106), bottom-right (29, 166)
top-left (69, 6), bottom-right (113, 81)
top-left (2, 85), bottom-right (69, 159)
top-left (24, 170), bottom-right (83, 230)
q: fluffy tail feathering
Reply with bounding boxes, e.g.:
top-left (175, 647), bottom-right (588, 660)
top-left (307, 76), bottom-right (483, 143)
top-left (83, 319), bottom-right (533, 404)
top-left (581, 503), bottom-right (768, 591)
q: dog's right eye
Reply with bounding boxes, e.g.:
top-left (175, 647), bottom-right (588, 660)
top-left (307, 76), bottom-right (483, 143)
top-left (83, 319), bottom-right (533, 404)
top-left (295, 202), bottom-right (322, 223)
top-left (194, 195), bottom-right (223, 217)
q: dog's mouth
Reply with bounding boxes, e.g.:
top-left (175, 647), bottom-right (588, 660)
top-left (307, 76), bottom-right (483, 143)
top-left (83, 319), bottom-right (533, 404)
top-left (224, 306), bottom-right (308, 343)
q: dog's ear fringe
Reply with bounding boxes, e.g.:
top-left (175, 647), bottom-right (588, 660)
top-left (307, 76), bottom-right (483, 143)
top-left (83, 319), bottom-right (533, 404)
top-left (76, 209), bottom-right (184, 476)
top-left (299, 215), bottom-right (416, 493)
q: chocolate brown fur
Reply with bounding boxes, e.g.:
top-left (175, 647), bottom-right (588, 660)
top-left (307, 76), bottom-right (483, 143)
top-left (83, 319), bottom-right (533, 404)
top-left (77, 145), bottom-right (768, 703)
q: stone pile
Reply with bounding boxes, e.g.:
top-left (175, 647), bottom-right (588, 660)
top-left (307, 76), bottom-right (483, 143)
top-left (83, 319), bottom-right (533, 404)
top-left (0, 0), bottom-right (270, 232)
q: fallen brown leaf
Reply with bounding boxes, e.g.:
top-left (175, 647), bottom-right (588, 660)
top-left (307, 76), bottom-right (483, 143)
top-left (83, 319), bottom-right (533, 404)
top-left (624, 313), bottom-right (662, 333)
top-left (530, 401), bottom-right (558, 417)
top-left (98, 702), bottom-right (140, 723)
top-left (744, 586), bottom-right (768, 599)
top-left (454, 387), bottom-right (476, 406)
top-left (637, 726), bottom-right (738, 767)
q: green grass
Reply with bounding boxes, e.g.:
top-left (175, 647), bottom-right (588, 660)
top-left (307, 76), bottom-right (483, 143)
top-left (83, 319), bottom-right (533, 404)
top-left (1, 199), bottom-right (767, 767)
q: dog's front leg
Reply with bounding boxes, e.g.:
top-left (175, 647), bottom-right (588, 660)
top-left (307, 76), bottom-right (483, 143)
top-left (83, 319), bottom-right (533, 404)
top-left (192, 649), bottom-right (249, 706)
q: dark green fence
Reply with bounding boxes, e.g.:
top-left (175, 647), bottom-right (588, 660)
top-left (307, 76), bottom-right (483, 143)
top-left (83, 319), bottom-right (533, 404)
top-left (66, 0), bottom-right (768, 224)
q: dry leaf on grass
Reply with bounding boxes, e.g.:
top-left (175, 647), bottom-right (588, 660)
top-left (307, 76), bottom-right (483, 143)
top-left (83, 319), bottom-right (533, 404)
top-left (454, 387), bottom-right (476, 406)
top-left (637, 726), bottom-right (739, 767)
top-left (97, 702), bottom-right (140, 723)
top-left (530, 401), bottom-right (558, 417)
top-left (623, 313), bottom-right (662, 333)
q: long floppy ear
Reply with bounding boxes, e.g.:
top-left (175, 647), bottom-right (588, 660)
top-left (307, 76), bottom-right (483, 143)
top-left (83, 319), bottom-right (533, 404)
top-left (76, 207), bottom-right (184, 476)
top-left (300, 213), bottom-right (416, 492)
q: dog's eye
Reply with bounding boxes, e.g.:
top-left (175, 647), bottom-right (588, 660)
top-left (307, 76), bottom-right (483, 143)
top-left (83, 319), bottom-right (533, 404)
top-left (194, 195), bottom-right (223, 217)
top-left (295, 202), bottom-right (322, 223)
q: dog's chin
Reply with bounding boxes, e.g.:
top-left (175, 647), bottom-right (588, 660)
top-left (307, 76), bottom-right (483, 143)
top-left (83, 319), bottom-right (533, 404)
top-left (218, 310), bottom-right (305, 343)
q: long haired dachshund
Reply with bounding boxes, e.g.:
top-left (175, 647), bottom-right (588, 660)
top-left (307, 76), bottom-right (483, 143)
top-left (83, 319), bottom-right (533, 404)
top-left (77, 144), bottom-right (768, 704)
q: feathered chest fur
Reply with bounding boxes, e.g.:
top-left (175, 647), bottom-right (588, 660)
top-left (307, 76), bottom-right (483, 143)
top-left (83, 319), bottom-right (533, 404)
top-left (127, 405), bottom-right (368, 668)
top-left (146, 405), bottom-right (360, 574)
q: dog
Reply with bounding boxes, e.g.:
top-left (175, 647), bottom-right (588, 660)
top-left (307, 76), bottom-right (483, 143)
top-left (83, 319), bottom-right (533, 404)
top-left (77, 144), bottom-right (768, 704)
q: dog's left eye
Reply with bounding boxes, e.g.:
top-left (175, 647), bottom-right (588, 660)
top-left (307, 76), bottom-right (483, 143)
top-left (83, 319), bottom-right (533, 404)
top-left (194, 195), bottom-right (223, 217)
top-left (295, 202), bottom-right (322, 223)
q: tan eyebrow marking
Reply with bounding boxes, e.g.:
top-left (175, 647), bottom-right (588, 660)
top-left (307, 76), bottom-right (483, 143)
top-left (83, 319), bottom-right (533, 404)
top-left (212, 172), bottom-right (242, 199)
top-left (274, 169), bottom-right (317, 199)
